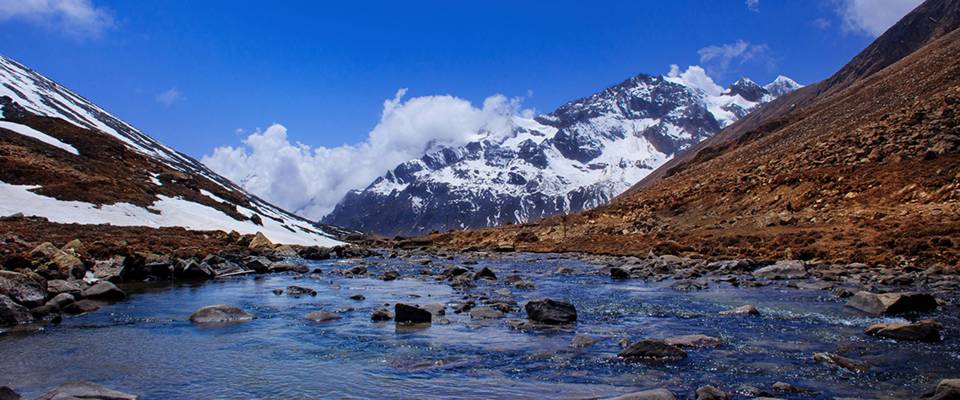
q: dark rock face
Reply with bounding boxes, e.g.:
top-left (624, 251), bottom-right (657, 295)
top-left (0, 386), bottom-right (20, 400)
top-left (322, 73), bottom-right (797, 236)
top-left (0, 294), bottom-right (33, 326)
top-left (846, 291), bottom-right (938, 315)
top-left (395, 303), bottom-right (432, 324)
top-left (35, 381), bottom-right (138, 400)
top-left (189, 304), bottom-right (255, 324)
top-left (524, 299), bottom-right (577, 324)
top-left (618, 339), bottom-right (688, 360)
top-left (0, 271), bottom-right (47, 308)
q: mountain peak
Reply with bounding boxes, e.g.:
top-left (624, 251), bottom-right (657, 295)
top-left (764, 75), bottom-right (803, 97)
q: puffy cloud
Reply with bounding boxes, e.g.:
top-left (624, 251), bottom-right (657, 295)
top-left (836, 0), bottom-right (922, 37)
top-left (745, 0), bottom-right (760, 12)
top-left (202, 90), bottom-right (526, 219)
top-left (667, 65), bottom-right (725, 96)
top-left (697, 40), bottom-right (772, 80)
top-left (155, 88), bottom-right (182, 107)
top-left (0, 0), bottom-right (113, 38)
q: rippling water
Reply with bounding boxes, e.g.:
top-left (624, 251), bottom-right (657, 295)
top-left (1, 253), bottom-right (957, 399)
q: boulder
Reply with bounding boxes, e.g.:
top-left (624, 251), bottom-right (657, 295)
top-left (35, 381), bottom-right (137, 400)
top-left (695, 385), bottom-right (730, 400)
top-left (380, 270), bottom-right (400, 281)
top-left (664, 334), bottom-right (722, 348)
top-left (305, 311), bottom-right (342, 322)
top-left (371, 307), bottom-right (393, 321)
top-left (813, 352), bottom-right (868, 373)
top-left (719, 304), bottom-right (760, 316)
top-left (610, 267), bottom-right (631, 279)
top-left (286, 286), bottom-right (317, 296)
top-left (175, 260), bottom-right (214, 280)
top-left (474, 267), bottom-right (497, 280)
top-left (752, 260), bottom-right (806, 279)
top-left (92, 256), bottom-right (127, 282)
top-left (81, 281), bottom-right (126, 301)
top-left (469, 307), bottom-right (504, 319)
top-left (0, 294), bottom-right (33, 326)
top-left (350, 294), bottom-right (366, 301)
top-left (930, 379), bottom-right (960, 400)
top-left (0, 271), bottom-right (47, 307)
top-left (395, 303), bottom-right (432, 324)
top-left (419, 303), bottom-right (445, 316)
top-left (30, 242), bottom-right (61, 259)
top-left (865, 319), bottom-right (941, 341)
top-left (618, 339), bottom-right (687, 360)
top-left (0, 386), bottom-right (20, 400)
top-left (50, 251), bottom-right (85, 279)
top-left (46, 293), bottom-right (75, 308)
top-left (298, 246), bottom-right (332, 260)
top-left (62, 299), bottom-right (100, 315)
top-left (189, 304), bottom-right (255, 324)
top-left (607, 388), bottom-right (677, 400)
top-left (47, 280), bottom-right (82, 296)
top-left (847, 291), bottom-right (938, 315)
top-left (525, 299), bottom-right (577, 324)
top-left (248, 232), bottom-right (274, 249)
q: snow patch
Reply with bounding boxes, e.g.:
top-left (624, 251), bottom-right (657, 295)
top-left (0, 120), bottom-right (79, 155)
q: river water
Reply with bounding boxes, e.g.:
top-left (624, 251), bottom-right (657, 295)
top-left (1, 253), bottom-right (957, 399)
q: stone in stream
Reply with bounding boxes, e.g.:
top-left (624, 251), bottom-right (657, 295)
top-left (469, 307), bottom-right (504, 319)
top-left (571, 334), bottom-right (599, 349)
top-left (864, 319), bottom-right (942, 341)
top-left (305, 311), bottom-right (342, 322)
top-left (380, 270), bottom-right (400, 281)
top-left (419, 303), bottom-right (445, 316)
top-left (752, 260), bottom-right (807, 279)
top-left (772, 381), bottom-right (817, 395)
top-left (268, 262), bottom-right (309, 274)
top-left (35, 381), bottom-right (138, 399)
top-left (350, 294), bottom-right (366, 301)
top-left (664, 334), bottom-right (722, 348)
top-left (618, 339), bottom-right (687, 360)
top-left (695, 385), bottom-right (730, 400)
top-left (846, 291), bottom-right (938, 315)
top-left (0, 294), bottom-right (33, 326)
top-left (271, 288), bottom-right (284, 296)
top-left (81, 281), bottom-right (126, 301)
top-left (0, 271), bottom-right (47, 308)
top-left (395, 303), bottom-right (432, 324)
top-left (62, 299), bottom-right (100, 315)
top-left (610, 267), bottom-right (631, 279)
top-left (286, 286), bottom-right (317, 296)
top-left (927, 379), bottom-right (960, 400)
top-left (0, 386), bottom-right (20, 400)
top-left (524, 299), bottom-right (577, 324)
top-left (189, 304), bottom-right (255, 324)
top-left (812, 352), bottom-right (869, 373)
top-left (607, 388), bottom-right (677, 400)
top-left (371, 307), bottom-right (394, 321)
top-left (719, 304), bottom-right (760, 316)
top-left (474, 267), bottom-right (497, 280)
top-left (452, 301), bottom-right (475, 314)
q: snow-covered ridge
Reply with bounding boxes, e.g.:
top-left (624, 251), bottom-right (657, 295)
top-left (323, 67), bottom-right (801, 236)
top-left (0, 55), bottom-right (342, 246)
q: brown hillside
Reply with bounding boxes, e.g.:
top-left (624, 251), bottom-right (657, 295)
top-left (429, 2), bottom-right (960, 268)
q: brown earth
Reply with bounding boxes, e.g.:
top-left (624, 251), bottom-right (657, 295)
top-left (426, 1), bottom-right (960, 270)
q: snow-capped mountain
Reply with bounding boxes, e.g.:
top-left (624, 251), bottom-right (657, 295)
top-left (0, 56), bottom-right (342, 246)
top-left (322, 68), bottom-right (801, 236)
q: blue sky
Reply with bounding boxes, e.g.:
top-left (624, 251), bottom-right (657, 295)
top-left (0, 0), bottom-right (902, 157)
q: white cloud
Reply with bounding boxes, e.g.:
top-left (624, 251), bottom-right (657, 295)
top-left (836, 0), bottom-right (922, 37)
top-left (813, 17), bottom-right (832, 30)
top-left (155, 88), bottom-right (182, 107)
top-left (667, 65), bottom-right (725, 96)
top-left (745, 0), bottom-right (760, 12)
top-left (202, 90), bottom-right (526, 219)
top-left (0, 0), bottom-right (114, 38)
top-left (697, 40), bottom-right (772, 80)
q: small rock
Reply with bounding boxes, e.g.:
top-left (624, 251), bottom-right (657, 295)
top-left (35, 381), bottom-right (137, 400)
top-left (46, 293), bottom-right (75, 308)
top-left (512, 279), bottom-right (535, 289)
top-left (81, 281), bottom-right (126, 301)
top-left (474, 267), bottom-right (497, 280)
top-left (419, 303), bottom-right (445, 316)
top-left (350, 294), bottom-right (366, 301)
top-left (813, 352), bottom-right (868, 373)
top-left (525, 298), bottom-right (577, 324)
top-left (62, 299), bottom-right (100, 315)
top-left (189, 304), bottom-right (255, 324)
top-left (371, 307), bottom-right (393, 321)
top-left (664, 334), bottom-right (722, 348)
top-left (695, 385), bottom-right (730, 400)
top-left (395, 303), bottom-right (432, 324)
top-left (846, 291), bottom-right (938, 315)
top-left (175, 259), bottom-right (214, 280)
top-left (452, 301), bottom-right (475, 313)
top-left (305, 311), bottom-right (342, 322)
top-left (607, 388), bottom-right (677, 400)
top-left (286, 285), bottom-right (317, 296)
top-left (753, 260), bottom-right (807, 279)
top-left (610, 267), bottom-right (631, 279)
top-left (46, 280), bottom-right (82, 296)
top-left (469, 306), bottom-right (504, 319)
top-left (865, 319), bottom-right (941, 341)
top-left (772, 382), bottom-right (816, 395)
top-left (618, 339), bottom-right (687, 360)
top-left (0, 294), bottom-right (33, 325)
top-left (380, 270), bottom-right (400, 281)
top-left (571, 334), bottom-right (599, 349)
top-left (719, 304), bottom-right (760, 316)
top-left (271, 288), bottom-right (284, 295)
top-left (268, 262), bottom-right (309, 274)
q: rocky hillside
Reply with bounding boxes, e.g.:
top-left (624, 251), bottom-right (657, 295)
top-left (0, 56), bottom-right (342, 246)
top-left (323, 70), bottom-right (799, 236)
top-left (428, 0), bottom-right (960, 268)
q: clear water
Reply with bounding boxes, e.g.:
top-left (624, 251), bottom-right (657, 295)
top-left (1, 253), bottom-right (957, 399)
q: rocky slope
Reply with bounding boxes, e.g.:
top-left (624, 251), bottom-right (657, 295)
top-left (323, 70), bottom-right (799, 236)
top-left (0, 56), bottom-right (342, 246)
top-left (427, 0), bottom-right (960, 268)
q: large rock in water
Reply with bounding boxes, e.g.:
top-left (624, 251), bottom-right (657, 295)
top-left (305, 311), bottom-right (342, 322)
top-left (607, 388), bottom-right (677, 400)
top-left (865, 319), bottom-right (941, 341)
top-left (846, 291), bottom-right (938, 315)
top-left (395, 303), bottom-right (432, 324)
top-left (0, 294), bottom-right (34, 326)
top-left (930, 379), bottom-right (960, 400)
top-left (35, 381), bottom-right (138, 400)
top-left (618, 339), bottom-right (688, 360)
top-left (189, 304), bottom-right (255, 324)
top-left (524, 299), bottom-right (577, 324)
top-left (81, 281), bottom-right (126, 301)
top-left (0, 271), bottom-right (47, 307)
